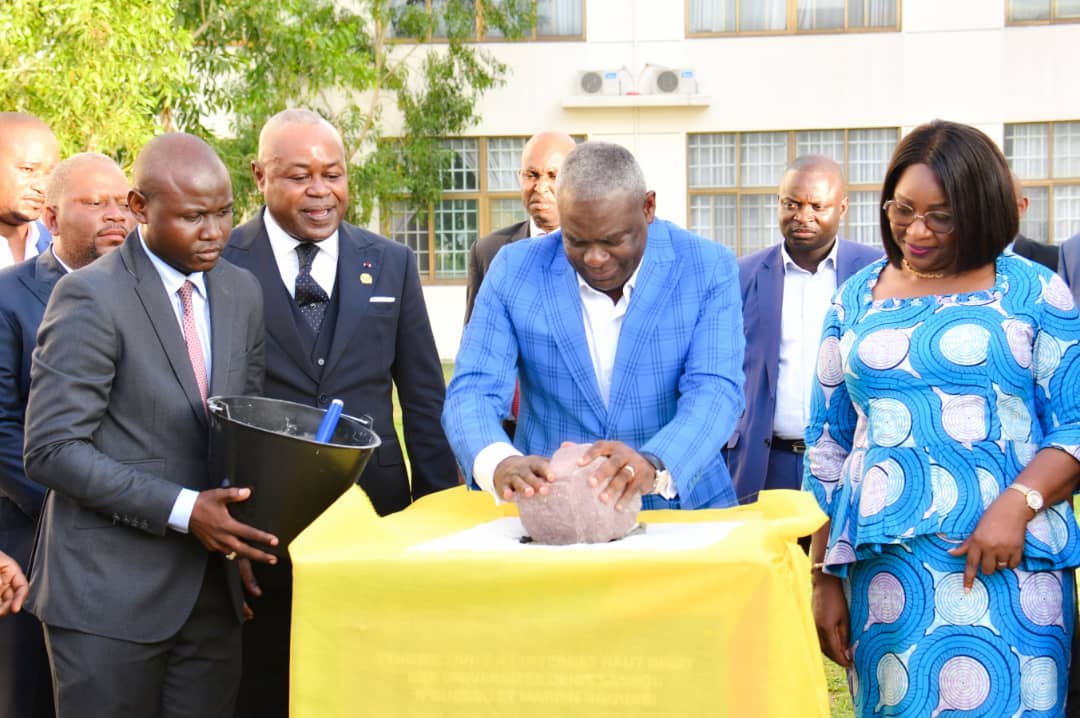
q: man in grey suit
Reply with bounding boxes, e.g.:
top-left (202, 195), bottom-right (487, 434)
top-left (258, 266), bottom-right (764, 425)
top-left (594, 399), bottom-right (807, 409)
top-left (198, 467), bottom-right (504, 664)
top-left (23, 133), bottom-right (279, 718)
top-left (464, 130), bottom-right (577, 321)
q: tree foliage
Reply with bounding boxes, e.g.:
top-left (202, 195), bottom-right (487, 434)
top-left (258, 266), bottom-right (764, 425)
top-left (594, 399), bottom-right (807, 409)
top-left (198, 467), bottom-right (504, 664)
top-left (0, 0), bottom-right (535, 223)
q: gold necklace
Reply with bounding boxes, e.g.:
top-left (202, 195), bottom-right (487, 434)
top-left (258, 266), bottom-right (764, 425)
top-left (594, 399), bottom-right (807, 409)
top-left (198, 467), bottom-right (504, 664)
top-left (901, 258), bottom-right (946, 280)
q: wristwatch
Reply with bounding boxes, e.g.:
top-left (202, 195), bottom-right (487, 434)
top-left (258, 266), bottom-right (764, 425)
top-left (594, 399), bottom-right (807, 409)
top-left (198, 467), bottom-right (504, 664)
top-left (639, 451), bottom-right (671, 496)
top-left (1007, 482), bottom-right (1044, 514)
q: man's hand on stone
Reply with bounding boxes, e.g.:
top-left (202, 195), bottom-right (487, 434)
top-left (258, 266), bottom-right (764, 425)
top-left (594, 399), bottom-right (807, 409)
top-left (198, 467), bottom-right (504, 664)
top-left (579, 440), bottom-right (655, 511)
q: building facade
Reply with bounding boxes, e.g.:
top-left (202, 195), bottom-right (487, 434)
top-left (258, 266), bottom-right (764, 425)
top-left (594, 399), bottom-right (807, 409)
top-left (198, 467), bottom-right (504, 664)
top-left (378, 0), bottom-right (1080, 358)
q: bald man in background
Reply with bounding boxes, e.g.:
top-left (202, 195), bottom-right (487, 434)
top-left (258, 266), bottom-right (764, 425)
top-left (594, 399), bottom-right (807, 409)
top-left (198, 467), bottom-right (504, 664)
top-left (464, 131), bottom-right (577, 321)
top-left (23, 134), bottom-right (275, 718)
top-left (0, 152), bottom-right (135, 718)
top-left (0, 112), bottom-right (59, 268)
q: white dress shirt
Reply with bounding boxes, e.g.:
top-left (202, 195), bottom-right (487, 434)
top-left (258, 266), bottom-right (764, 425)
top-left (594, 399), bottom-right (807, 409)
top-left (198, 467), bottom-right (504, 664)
top-left (264, 207), bottom-right (338, 297)
top-left (528, 217), bottom-right (550, 238)
top-left (471, 264), bottom-right (676, 502)
top-left (772, 241), bottom-right (839, 439)
top-left (138, 229), bottom-right (212, 533)
top-left (0, 222), bottom-right (43, 269)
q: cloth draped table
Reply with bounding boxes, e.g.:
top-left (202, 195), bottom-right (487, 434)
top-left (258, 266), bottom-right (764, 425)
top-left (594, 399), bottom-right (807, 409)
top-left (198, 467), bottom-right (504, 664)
top-left (289, 486), bottom-right (830, 717)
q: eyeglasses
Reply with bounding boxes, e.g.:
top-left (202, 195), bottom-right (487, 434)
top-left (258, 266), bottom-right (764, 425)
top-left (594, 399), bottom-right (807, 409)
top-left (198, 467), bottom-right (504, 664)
top-left (882, 200), bottom-right (955, 234)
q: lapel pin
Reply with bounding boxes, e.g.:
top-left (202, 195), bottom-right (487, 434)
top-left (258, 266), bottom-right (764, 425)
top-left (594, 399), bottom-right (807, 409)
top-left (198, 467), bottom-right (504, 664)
top-left (360, 272), bottom-right (373, 285)
top-left (363, 261), bottom-right (373, 268)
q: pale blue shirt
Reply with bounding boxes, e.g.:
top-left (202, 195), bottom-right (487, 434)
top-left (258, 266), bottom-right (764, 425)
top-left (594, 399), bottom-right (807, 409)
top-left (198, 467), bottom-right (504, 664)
top-left (138, 229), bottom-right (211, 533)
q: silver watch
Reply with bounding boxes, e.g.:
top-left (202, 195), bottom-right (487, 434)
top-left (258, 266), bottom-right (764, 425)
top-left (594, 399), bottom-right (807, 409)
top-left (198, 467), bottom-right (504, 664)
top-left (640, 452), bottom-right (671, 495)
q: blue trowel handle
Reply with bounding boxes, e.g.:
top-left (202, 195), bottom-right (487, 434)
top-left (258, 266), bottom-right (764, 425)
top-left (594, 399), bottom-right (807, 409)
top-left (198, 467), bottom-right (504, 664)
top-left (314, 399), bottom-right (344, 443)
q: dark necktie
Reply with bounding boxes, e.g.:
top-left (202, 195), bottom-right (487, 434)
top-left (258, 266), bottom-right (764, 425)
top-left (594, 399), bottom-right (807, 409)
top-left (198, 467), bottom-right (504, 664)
top-left (295, 242), bottom-right (329, 332)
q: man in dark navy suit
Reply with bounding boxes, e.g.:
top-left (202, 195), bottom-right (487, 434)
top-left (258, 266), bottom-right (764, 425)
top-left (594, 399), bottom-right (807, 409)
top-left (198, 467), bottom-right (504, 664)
top-left (0, 152), bottom-right (134, 718)
top-left (224, 109), bottom-right (457, 718)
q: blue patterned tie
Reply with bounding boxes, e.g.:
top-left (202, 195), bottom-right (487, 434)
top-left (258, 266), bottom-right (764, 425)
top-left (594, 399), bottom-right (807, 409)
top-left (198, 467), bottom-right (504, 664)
top-left (295, 242), bottom-right (329, 332)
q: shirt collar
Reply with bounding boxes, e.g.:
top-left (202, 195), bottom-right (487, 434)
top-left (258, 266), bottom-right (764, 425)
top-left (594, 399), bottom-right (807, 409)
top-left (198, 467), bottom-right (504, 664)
top-left (263, 207), bottom-right (340, 262)
top-left (576, 262), bottom-right (641, 304)
top-left (50, 245), bottom-right (74, 274)
top-left (529, 217), bottom-right (555, 238)
top-left (137, 227), bottom-right (207, 300)
top-left (780, 238), bottom-right (838, 275)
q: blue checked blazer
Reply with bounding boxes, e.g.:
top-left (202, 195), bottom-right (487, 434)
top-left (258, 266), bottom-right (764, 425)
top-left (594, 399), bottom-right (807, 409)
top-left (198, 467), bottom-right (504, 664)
top-left (443, 219), bottom-right (745, 510)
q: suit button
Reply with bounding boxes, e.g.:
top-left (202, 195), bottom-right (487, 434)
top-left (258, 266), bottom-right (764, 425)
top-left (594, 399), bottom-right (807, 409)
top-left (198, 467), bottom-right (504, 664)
top-left (318, 394), bottom-right (328, 405)
top-left (317, 358), bottom-right (325, 366)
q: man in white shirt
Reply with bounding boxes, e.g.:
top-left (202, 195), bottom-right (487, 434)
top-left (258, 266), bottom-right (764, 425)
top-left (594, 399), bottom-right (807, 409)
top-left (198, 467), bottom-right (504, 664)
top-left (0, 113), bottom-right (59, 268)
top-left (464, 130), bottom-right (577, 321)
top-left (725, 155), bottom-right (881, 505)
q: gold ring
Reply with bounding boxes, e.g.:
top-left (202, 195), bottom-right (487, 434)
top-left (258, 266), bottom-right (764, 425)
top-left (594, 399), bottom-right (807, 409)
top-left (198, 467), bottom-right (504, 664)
top-left (622, 464), bottom-right (636, 478)
top-left (225, 551), bottom-right (238, 561)
top-left (996, 561), bottom-right (1007, 568)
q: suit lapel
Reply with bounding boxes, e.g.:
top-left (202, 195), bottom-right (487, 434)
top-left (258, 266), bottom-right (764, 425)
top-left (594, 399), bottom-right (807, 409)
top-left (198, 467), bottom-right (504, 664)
top-left (510, 221), bottom-right (530, 242)
top-left (760, 245), bottom-right (784, 391)
top-left (124, 235), bottom-right (209, 426)
top-left (605, 222), bottom-right (677, 423)
top-left (542, 245), bottom-right (607, 423)
top-left (206, 265), bottom-right (237, 399)
top-left (21, 250), bottom-right (65, 306)
top-left (323, 225), bottom-right (383, 377)
top-left (836, 240), bottom-right (860, 283)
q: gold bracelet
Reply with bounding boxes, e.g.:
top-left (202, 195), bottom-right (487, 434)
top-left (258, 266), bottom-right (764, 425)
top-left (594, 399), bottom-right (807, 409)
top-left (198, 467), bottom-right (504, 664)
top-left (811, 562), bottom-right (826, 572)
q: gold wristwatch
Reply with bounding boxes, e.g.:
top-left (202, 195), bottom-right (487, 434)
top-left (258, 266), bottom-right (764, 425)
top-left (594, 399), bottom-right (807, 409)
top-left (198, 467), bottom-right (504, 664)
top-left (1007, 482), bottom-right (1044, 514)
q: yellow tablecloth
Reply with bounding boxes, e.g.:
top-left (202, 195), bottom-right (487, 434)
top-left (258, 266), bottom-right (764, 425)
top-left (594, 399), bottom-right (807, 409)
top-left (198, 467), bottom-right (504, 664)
top-left (290, 486), bottom-right (830, 717)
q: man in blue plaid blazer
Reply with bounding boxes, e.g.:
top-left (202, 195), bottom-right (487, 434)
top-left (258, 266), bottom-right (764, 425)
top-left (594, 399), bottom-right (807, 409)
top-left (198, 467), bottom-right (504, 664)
top-left (443, 142), bottom-right (745, 511)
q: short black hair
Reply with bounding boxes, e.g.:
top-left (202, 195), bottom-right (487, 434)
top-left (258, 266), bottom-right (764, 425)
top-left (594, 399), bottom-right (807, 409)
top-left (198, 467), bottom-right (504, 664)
top-left (879, 120), bottom-right (1017, 272)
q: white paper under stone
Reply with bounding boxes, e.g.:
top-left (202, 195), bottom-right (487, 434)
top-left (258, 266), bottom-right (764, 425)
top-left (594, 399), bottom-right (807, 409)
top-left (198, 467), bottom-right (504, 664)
top-left (408, 517), bottom-right (743, 553)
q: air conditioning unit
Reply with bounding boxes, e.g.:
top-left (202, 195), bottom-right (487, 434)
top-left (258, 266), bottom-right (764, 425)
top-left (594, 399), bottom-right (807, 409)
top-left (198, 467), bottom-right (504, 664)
top-left (642, 66), bottom-right (699, 95)
top-left (575, 69), bottom-right (624, 96)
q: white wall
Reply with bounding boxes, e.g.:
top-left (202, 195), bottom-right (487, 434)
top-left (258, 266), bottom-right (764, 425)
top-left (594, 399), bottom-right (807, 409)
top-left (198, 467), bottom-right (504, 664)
top-left (401, 0), bottom-right (1080, 358)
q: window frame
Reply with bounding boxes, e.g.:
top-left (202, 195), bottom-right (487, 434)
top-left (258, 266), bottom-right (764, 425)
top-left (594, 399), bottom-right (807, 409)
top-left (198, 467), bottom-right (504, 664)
top-left (1005, 120), bottom-right (1080, 244)
top-left (386, 0), bottom-right (587, 43)
top-left (384, 136), bottom-right (526, 284)
top-left (1006, 0), bottom-right (1080, 25)
top-left (684, 0), bottom-right (901, 37)
top-left (686, 127), bottom-right (901, 256)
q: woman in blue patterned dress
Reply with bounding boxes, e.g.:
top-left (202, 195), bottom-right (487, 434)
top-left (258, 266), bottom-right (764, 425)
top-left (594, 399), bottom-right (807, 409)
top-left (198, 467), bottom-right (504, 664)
top-left (805, 119), bottom-right (1080, 717)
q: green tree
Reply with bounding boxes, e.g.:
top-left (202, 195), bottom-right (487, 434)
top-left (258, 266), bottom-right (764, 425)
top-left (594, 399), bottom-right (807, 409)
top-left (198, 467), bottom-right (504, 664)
top-left (0, 0), bottom-right (535, 222)
top-left (0, 0), bottom-right (192, 163)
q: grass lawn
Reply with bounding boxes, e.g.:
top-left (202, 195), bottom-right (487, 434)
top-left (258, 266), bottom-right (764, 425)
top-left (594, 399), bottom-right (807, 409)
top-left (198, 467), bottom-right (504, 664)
top-left (393, 362), bottom-right (853, 716)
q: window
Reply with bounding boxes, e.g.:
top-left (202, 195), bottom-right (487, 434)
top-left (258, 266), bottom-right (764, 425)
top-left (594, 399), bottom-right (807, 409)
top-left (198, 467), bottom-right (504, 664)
top-left (686, 0), bottom-right (898, 34)
top-left (1005, 121), bottom-right (1080, 243)
top-left (687, 128), bottom-right (898, 256)
top-left (387, 0), bottom-right (584, 41)
top-left (386, 137), bottom-right (528, 281)
top-left (1007, 0), bottom-right (1080, 23)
